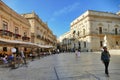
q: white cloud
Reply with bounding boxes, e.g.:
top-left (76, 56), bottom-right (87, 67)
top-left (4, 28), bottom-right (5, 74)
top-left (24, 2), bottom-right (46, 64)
top-left (54, 2), bottom-right (80, 16)
top-left (48, 2), bottom-right (80, 22)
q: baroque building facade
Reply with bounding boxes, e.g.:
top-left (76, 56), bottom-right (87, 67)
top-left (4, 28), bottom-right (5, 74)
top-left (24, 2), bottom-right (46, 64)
top-left (21, 12), bottom-right (57, 48)
top-left (59, 31), bottom-right (71, 51)
top-left (59, 10), bottom-right (120, 51)
top-left (0, 1), bottom-right (31, 53)
top-left (0, 1), bottom-right (57, 55)
top-left (0, 1), bottom-right (31, 41)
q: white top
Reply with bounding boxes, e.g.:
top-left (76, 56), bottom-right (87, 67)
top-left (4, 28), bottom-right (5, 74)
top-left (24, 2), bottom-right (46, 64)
top-left (21, 51), bottom-right (25, 58)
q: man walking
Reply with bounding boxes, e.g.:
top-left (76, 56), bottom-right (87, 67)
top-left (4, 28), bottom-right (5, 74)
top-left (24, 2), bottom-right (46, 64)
top-left (20, 48), bottom-right (27, 67)
top-left (101, 47), bottom-right (111, 77)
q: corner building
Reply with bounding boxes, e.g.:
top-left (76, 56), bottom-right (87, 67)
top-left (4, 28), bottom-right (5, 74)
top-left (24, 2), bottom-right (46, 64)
top-left (0, 1), bottom-right (31, 41)
top-left (21, 12), bottom-right (57, 47)
top-left (0, 1), bottom-right (31, 54)
top-left (69, 10), bottom-right (120, 51)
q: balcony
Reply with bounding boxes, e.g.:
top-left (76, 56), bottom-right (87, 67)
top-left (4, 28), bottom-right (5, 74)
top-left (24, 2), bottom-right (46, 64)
top-left (37, 34), bottom-right (42, 39)
top-left (90, 31), bottom-right (120, 35)
top-left (22, 36), bottom-right (30, 41)
top-left (14, 33), bottom-right (21, 39)
top-left (70, 38), bottom-right (75, 41)
top-left (0, 29), bottom-right (13, 37)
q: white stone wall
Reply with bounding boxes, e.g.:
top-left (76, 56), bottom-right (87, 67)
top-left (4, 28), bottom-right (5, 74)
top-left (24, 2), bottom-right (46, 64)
top-left (59, 10), bottom-right (120, 51)
top-left (70, 10), bottom-right (120, 51)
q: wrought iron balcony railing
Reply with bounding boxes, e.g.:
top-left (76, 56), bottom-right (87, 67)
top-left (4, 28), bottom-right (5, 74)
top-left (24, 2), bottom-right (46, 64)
top-left (0, 29), bottom-right (13, 37)
top-left (14, 33), bottom-right (21, 39)
top-left (22, 36), bottom-right (30, 41)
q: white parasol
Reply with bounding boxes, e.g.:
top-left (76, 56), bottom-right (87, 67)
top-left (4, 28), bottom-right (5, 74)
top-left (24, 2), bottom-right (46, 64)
top-left (11, 48), bottom-right (16, 53)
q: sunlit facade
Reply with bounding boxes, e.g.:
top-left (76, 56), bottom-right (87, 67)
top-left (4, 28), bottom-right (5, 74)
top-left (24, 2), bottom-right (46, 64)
top-left (59, 31), bottom-right (71, 51)
top-left (0, 1), bottom-right (31, 54)
top-left (0, 1), bottom-right (31, 41)
top-left (0, 1), bottom-right (57, 55)
top-left (21, 12), bottom-right (57, 47)
top-left (59, 10), bottom-right (120, 51)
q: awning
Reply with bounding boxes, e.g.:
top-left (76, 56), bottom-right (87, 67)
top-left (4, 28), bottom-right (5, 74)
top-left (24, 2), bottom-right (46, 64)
top-left (0, 38), bottom-right (53, 48)
top-left (0, 38), bottom-right (38, 47)
top-left (38, 45), bottom-right (53, 48)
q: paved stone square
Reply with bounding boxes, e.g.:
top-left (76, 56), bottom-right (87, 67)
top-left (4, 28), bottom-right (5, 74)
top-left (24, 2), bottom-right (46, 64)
top-left (0, 51), bottom-right (120, 80)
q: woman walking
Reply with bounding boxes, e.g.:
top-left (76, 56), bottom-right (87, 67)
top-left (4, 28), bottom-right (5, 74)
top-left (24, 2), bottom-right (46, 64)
top-left (75, 49), bottom-right (81, 57)
top-left (101, 47), bottom-right (111, 77)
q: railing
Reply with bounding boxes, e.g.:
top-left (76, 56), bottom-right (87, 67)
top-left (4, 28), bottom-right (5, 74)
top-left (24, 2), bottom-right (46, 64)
top-left (14, 33), bottom-right (21, 39)
top-left (22, 36), bottom-right (30, 41)
top-left (0, 30), bottom-right (13, 37)
top-left (71, 31), bottom-right (120, 39)
top-left (90, 31), bottom-right (120, 35)
top-left (0, 29), bottom-right (31, 41)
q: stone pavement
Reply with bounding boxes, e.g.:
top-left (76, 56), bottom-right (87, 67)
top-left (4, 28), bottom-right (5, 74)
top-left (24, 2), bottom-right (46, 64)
top-left (0, 52), bottom-right (120, 80)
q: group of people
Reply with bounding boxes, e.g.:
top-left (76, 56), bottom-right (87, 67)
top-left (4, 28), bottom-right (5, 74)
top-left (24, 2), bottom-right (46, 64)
top-left (0, 48), bottom-right (27, 69)
top-left (0, 46), bottom-right (111, 77)
top-left (0, 54), bottom-right (14, 64)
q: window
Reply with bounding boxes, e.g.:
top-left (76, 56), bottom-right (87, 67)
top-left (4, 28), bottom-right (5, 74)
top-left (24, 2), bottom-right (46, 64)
top-left (99, 27), bottom-right (102, 34)
top-left (24, 32), bottom-right (27, 36)
top-left (15, 27), bottom-right (19, 34)
top-left (3, 47), bottom-right (7, 51)
top-left (100, 41), bottom-right (103, 47)
top-left (84, 42), bottom-right (86, 48)
top-left (115, 28), bottom-right (118, 35)
top-left (74, 43), bottom-right (76, 49)
top-left (77, 31), bottom-right (79, 36)
top-left (116, 41), bottom-right (118, 45)
top-left (3, 21), bottom-right (8, 30)
top-left (83, 29), bottom-right (85, 35)
top-left (73, 30), bottom-right (76, 34)
top-left (73, 30), bottom-right (76, 37)
top-left (24, 48), bottom-right (27, 51)
top-left (78, 42), bottom-right (81, 49)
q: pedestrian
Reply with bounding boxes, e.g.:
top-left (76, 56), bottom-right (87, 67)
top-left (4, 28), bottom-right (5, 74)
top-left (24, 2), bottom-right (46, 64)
top-left (101, 46), bottom-right (111, 77)
top-left (75, 49), bottom-right (80, 57)
top-left (75, 49), bottom-right (78, 57)
top-left (30, 50), bottom-right (36, 61)
top-left (20, 48), bottom-right (27, 66)
top-left (2, 54), bottom-right (8, 64)
top-left (16, 53), bottom-right (22, 67)
top-left (57, 49), bottom-right (60, 54)
top-left (10, 48), bottom-right (16, 69)
top-left (32, 52), bottom-right (35, 61)
top-left (77, 49), bottom-right (81, 57)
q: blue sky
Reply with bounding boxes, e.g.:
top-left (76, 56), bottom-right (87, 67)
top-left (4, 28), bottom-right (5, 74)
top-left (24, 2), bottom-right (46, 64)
top-left (2, 0), bottom-right (120, 38)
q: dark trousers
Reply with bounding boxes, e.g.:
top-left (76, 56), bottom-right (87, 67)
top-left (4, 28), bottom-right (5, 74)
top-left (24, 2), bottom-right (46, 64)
top-left (103, 61), bottom-right (109, 74)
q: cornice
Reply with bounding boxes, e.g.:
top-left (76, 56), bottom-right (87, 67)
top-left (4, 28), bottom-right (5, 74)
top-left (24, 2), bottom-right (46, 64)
top-left (88, 14), bottom-right (120, 20)
top-left (71, 14), bottom-right (120, 27)
top-left (0, 1), bottom-right (30, 26)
